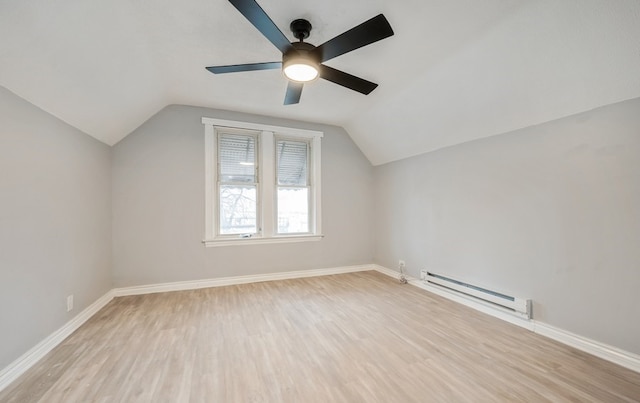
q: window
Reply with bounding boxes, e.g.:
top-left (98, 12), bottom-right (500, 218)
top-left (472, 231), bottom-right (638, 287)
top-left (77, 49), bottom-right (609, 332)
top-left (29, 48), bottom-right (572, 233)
top-left (276, 138), bottom-right (310, 234)
top-left (202, 118), bottom-right (322, 246)
top-left (218, 131), bottom-right (259, 235)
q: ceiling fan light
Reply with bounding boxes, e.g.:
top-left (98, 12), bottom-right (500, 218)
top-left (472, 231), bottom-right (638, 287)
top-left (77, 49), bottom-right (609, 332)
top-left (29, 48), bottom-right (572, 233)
top-left (283, 58), bottom-right (319, 82)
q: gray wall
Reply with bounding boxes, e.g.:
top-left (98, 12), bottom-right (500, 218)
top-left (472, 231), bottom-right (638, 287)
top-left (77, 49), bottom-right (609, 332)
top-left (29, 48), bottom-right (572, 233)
top-left (0, 87), bottom-right (112, 370)
top-left (112, 105), bottom-right (374, 287)
top-left (373, 97), bottom-right (640, 354)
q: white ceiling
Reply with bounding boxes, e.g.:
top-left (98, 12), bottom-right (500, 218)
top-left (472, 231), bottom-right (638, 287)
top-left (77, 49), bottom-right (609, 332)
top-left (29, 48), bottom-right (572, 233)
top-left (1, 0), bottom-right (639, 165)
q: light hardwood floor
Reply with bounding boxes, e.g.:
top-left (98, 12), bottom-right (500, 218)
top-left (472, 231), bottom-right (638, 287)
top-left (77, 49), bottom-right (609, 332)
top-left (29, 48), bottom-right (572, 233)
top-left (1, 271), bottom-right (639, 402)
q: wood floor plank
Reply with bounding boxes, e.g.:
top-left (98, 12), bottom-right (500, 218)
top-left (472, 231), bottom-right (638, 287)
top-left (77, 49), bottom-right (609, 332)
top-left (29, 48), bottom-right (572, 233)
top-left (1, 271), bottom-right (639, 402)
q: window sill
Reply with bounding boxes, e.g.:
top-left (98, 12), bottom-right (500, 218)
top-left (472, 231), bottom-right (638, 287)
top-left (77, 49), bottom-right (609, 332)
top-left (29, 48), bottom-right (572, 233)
top-left (203, 234), bottom-right (324, 247)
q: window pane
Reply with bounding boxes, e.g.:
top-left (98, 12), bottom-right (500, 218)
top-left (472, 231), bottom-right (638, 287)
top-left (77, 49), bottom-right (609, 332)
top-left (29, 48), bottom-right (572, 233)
top-left (276, 139), bottom-right (308, 186)
top-left (277, 187), bottom-right (309, 234)
top-left (219, 185), bottom-right (257, 234)
top-left (219, 133), bottom-right (256, 183)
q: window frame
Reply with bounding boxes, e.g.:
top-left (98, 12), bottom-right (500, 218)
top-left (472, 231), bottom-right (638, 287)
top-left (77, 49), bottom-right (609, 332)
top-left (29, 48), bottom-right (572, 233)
top-left (202, 117), bottom-right (323, 247)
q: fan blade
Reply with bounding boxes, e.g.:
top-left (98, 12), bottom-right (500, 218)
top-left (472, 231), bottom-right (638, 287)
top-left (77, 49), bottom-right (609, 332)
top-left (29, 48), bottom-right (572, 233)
top-left (206, 62), bottom-right (282, 74)
top-left (284, 81), bottom-right (303, 105)
top-left (319, 65), bottom-right (378, 95)
top-left (312, 14), bottom-right (394, 63)
top-left (229, 0), bottom-right (292, 54)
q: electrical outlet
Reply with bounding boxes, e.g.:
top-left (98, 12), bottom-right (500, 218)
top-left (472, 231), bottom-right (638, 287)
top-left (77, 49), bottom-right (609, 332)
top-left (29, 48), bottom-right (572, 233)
top-left (398, 260), bottom-right (405, 268)
top-left (67, 295), bottom-right (74, 312)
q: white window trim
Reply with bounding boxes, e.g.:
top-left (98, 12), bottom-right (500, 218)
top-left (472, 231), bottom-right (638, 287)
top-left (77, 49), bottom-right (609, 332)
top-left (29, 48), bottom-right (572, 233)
top-left (202, 117), bottom-right (323, 247)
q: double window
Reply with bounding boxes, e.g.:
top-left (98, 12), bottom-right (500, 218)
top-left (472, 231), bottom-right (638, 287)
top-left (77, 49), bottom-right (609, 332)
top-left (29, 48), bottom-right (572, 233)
top-left (203, 118), bottom-right (322, 246)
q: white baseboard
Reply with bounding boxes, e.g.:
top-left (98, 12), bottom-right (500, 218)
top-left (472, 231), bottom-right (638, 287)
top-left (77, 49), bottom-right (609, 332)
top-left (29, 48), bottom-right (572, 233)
top-left (113, 264), bottom-right (373, 297)
top-left (0, 290), bottom-right (115, 393)
top-left (533, 322), bottom-right (640, 373)
top-left (371, 264), bottom-right (640, 374)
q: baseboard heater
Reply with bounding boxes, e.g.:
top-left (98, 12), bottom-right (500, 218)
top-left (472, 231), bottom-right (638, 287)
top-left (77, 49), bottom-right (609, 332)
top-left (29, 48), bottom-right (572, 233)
top-left (423, 271), bottom-right (532, 319)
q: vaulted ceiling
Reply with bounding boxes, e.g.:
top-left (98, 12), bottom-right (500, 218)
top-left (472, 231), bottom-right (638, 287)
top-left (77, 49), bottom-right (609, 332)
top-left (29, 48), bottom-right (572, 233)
top-left (1, 0), bottom-right (639, 165)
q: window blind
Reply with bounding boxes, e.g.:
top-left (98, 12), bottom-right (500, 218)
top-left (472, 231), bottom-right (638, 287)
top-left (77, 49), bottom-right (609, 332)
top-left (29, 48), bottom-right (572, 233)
top-left (276, 139), bottom-right (308, 186)
top-left (218, 133), bottom-right (257, 183)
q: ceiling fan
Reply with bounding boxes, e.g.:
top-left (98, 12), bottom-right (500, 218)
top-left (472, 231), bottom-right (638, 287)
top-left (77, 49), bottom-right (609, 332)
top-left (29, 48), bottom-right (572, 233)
top-left (206, 0), bottom-right (394, 105)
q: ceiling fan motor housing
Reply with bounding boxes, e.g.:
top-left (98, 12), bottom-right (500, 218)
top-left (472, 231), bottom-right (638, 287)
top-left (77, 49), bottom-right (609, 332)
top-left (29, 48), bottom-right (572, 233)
top-left (283, 42), bottom-right (319, 63)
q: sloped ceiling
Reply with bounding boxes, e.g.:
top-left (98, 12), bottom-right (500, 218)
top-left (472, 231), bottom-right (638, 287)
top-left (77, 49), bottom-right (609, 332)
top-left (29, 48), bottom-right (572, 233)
top-left (1, 0), bottom-right (639, 165)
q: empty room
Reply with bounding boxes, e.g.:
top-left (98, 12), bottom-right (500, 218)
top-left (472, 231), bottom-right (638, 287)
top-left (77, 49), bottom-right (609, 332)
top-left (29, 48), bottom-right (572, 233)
top-left (1, 0), bottom-right (639, 401)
